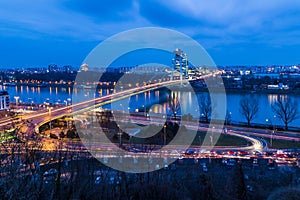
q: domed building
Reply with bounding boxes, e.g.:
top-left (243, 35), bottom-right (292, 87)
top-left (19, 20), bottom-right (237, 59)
top-left (80, 63), bottom-right (88, 72)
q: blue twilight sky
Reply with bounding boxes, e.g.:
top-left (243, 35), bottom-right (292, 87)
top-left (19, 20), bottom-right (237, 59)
top-left (1, 0), bottom-right (300, 69)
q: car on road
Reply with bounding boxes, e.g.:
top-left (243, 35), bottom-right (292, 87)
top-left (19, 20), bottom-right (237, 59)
top-left (185, 149), bottom-right (196, 157)
top-left (253, 158), bottom-right (259, 167)
top-left (202, 165), bottom-right (208, 172)
top-left (108, 176), bottom-right (122, 185)
top-left (95, 176), bottom-right (102, 184)
top-left (43, 168), bottom-right (57, 176)
top-left (247, 185), bottom-right (254, 192)
top-left (238, 151), bottom-right (249, 157)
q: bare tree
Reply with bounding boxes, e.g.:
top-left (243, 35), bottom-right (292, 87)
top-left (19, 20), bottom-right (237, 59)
top-left (272, 97), bottom-right (298, 130)
top-left (199, 94), bottom-right (213, 123)
top-left (239, 96), bottom-right (259, 127)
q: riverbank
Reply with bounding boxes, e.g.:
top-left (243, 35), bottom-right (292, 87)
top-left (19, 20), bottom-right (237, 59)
top-left (168, 84), bottom-right (300, 95)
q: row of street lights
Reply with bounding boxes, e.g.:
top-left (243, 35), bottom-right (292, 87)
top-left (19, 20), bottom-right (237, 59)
top-left (14, 96), bottom-right (71, 107)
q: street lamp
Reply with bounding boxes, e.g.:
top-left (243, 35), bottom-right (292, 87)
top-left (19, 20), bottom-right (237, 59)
top-left (265, 118), bottom-right (269, 141)
top-left (265, 118), bottom-right (269, 129)
top-left (163, 124), bottom-right (167, 145)
top-left (142, 105), bottom-right (146, 117)
top-left (67, 98), bottom-right (71, 105)
top-left (118, 130), bottom-right (122, 147)
top-left (273, 115), bottom-right (277, 131)
top-left (272, 115), bottom-right (277, 147)
top-left (266, 118), bottom-right (274, 147)
top-left (14, 96), bottom-right (20, 107)
top-left (225, 111), bottom-right (232, 126)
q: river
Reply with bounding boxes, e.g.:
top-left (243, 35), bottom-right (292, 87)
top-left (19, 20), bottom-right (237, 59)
top-left (2, 85), bottom-right (300, 128)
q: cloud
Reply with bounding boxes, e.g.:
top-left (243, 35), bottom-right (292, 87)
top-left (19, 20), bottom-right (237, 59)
top-left (0, 0), bottom-right (150, 41)
top-left (0, 0), bottom-right (300, 66)
top-left (0, 1), bottom-right (96, 39)
top-left (138, 0), bottom-right (300, 47)
top-left (1, 0), bottom-right (300, 45)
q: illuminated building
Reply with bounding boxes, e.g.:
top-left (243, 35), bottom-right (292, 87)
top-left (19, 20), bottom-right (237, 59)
top-left (0, 91), bottom-right (9, 110)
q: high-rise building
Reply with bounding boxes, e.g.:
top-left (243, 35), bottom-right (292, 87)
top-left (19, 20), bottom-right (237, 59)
top-left (0, 91), bottom-right (9, 110)
top-left (172, 48), bottom-right (190, 84)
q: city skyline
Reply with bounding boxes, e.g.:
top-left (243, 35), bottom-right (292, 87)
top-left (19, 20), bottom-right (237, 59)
top-left (1, 2), bottom-right (300, 199)
top-left (0, 0), bottom-right (300, 68)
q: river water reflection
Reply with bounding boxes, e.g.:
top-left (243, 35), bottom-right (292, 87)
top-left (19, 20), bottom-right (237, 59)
top-left (2, 85), bottom-right (300, 128)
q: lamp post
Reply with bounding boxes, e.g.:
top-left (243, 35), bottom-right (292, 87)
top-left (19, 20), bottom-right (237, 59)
top-left (225, 111), bottom-right (232, 126)
top-left (67, 98), bottom-right (71, 105)
top-left (14, 96), bottom-right (20, 107)
top-left (272, 115), bottom-right (277, 147)
top-left (265, 118), bottom-right (269, 130)
top-left (31, 100), bottom-right (34, 110)
top-left (118, 129), bottom-right (122, 147)
top-left (142, 105), bottom-right (146, 117)
top-left (163, 124), bottom-right (167, 145)
top-left (265, 118), bottom-right (269, 143)
top-left (266, 118), bottom-right (274, 147)
top-left (127, 107), bottom-right (131, 120)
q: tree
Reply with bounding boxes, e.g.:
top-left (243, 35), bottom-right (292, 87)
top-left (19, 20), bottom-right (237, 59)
top-left (272, 97), bottom-right (298, 130)
top-left (199, 94), bottom-right (215, 123)
top-left (239, 96), bottom-right (259, 127)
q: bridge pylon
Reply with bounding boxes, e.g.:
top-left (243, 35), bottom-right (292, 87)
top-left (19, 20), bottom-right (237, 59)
top-left (173, 48), bottom-right (188, 86)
